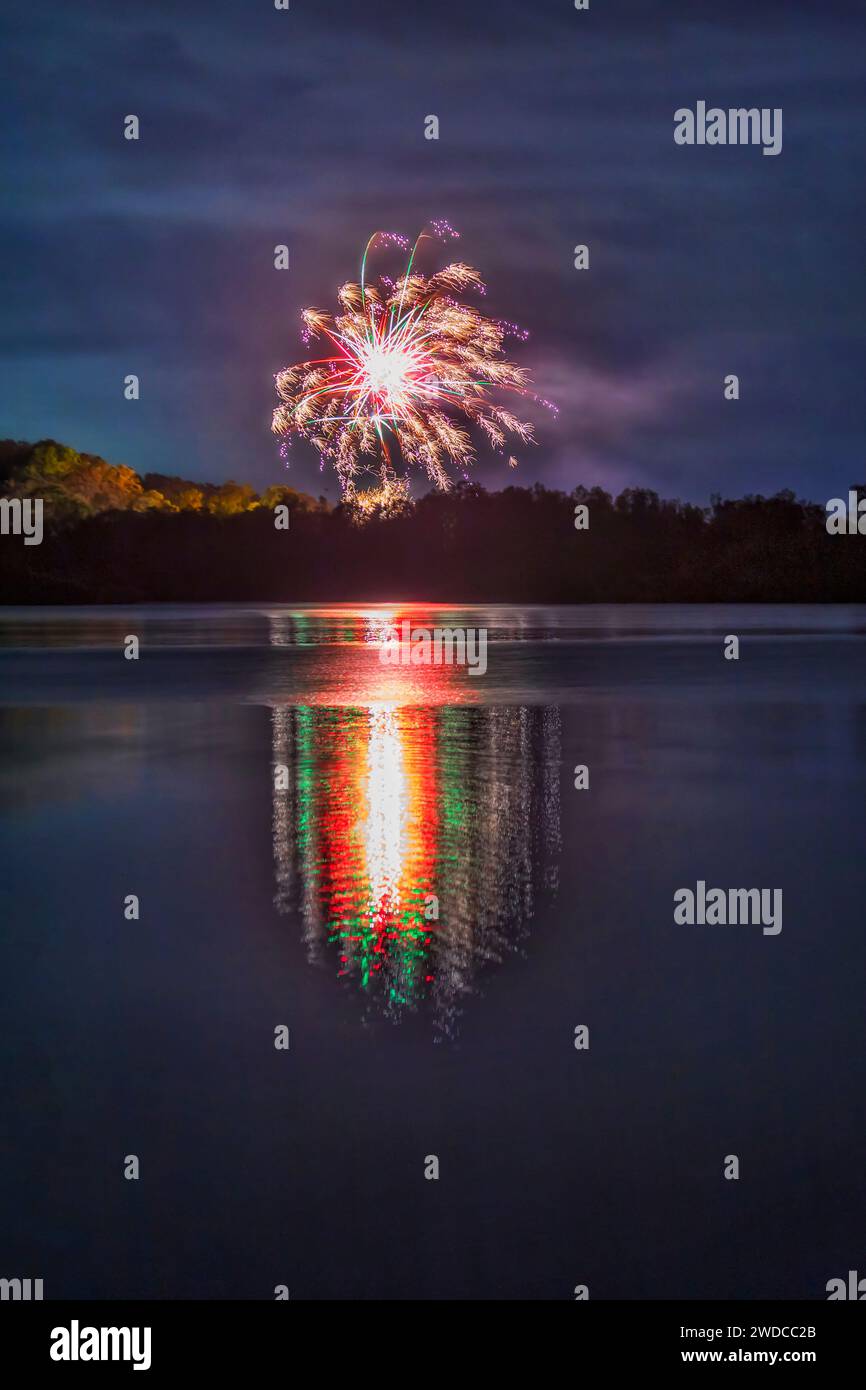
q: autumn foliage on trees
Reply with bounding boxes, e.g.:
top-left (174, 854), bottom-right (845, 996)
top-left (0, 439), bottom-right (322, 522)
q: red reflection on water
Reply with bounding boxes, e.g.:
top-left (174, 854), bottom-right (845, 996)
top-left (269, 610), bottom-right (561, 1033)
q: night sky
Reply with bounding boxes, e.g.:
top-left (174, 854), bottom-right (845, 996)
top-left (2, 0), bottom-right (864, 502)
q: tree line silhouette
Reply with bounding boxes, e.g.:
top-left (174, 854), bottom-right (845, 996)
top-left (2, 439), bottom-right (864, 603)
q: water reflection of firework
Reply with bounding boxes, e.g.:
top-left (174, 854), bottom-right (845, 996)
top-left (271, 702), bottom-right (561, 1037)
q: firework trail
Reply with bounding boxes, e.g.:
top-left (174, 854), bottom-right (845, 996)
top-left (272, 223), bottom-right (556, 508)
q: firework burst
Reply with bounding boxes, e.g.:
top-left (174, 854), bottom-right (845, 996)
top-left (272, 223), bottom-right (555, 506)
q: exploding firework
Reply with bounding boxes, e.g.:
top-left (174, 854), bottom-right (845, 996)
top-left (272, 223), bottom-right (556, 506)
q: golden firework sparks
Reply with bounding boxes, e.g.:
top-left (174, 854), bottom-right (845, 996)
top-left (272, 223), bottom-right (556, 504)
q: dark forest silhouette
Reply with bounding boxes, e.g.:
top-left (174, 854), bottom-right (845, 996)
top-left (2, 439), bottom-right (864, 603)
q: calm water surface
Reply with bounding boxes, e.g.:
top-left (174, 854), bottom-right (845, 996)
top-left (1, 605), bottom-right (865, 1298)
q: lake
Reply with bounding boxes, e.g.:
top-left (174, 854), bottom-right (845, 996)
top-left (1, 603), bottom-right (865, 1299)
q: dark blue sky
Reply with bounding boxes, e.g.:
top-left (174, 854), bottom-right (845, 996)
top-left (1, 0), bottom-right (864, 502)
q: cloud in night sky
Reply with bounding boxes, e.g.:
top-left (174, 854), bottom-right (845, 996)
top-left (1, 0), bottom-right (864, 501)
